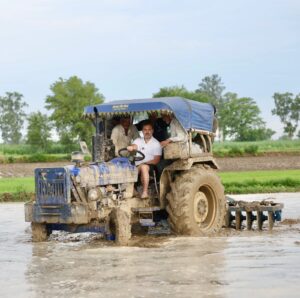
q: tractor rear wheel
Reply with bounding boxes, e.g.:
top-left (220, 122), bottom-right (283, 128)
top-left (166, 164), bottom-right (225, 235)
top-left (109, 208), bottom-right (131, 246)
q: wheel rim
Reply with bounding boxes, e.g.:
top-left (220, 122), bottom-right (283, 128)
top-left (193, 191), bottom-right (209, 223)
top-left (193, 186), bottom-right (216, 229)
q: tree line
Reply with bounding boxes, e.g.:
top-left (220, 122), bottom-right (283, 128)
top-left (0, 75), bottom-right (299, 150)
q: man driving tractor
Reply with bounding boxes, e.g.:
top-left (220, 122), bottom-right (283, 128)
top-left (127, 120), bottom-right (162, 199)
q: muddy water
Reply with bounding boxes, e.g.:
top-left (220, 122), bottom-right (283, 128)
top-left (1, 193), bottom-right (300, 298)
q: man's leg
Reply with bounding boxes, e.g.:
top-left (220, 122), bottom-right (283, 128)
top-left (138, 164), bottom-right (150, 198)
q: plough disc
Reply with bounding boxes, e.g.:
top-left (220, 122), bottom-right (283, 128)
top-left (225, 196), bottom-right (284, 231)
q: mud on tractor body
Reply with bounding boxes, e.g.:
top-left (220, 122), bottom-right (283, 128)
top-left (24, 97), bottom-right (281, 244)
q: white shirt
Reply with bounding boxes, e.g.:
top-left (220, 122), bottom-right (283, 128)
top-left (169, 118), bottom-right (188, 142)
top-left (111, 124), bottom-right (140, 155)
top-left (133, 137), bottom-right (162, 166)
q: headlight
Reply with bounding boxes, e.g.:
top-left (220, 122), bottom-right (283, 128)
top-left (88, 188), bottom-right (101, 201)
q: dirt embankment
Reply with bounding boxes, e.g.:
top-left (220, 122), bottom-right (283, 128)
top-left (0, 155), bottom-right (300, 178)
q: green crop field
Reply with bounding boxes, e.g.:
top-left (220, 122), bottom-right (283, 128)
top-left (1, 169), bottom-right (300, 201)
top-left (0, 140), bottom-right (300, 163)
top-left (0, 143), bottom-right (78, 163)
top-left (213, 139), bottom-right (300, 157)
top-left (0, 177), bottom-right (34, 193)
top-left (219, 169), bottom-right (300, 194)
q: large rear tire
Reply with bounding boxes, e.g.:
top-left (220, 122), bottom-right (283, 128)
top-left (109, 208), bottom-right (131, 246)
top-left (166, 164), bottom-right (225, 235)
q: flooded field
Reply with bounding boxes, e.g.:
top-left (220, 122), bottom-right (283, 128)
top-left (0, 193), bottom-right (300, 298)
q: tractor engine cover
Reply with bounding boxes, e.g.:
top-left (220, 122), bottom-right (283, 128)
top-left (68, 158), bottom-right (138, 188)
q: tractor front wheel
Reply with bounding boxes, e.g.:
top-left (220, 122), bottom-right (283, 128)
top-left (109, 208), bottom-right (131, 246)
top-left (31, 223), bottom-right (48, 242)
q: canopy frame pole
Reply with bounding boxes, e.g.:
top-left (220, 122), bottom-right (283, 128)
top-left (188, 131), bottom-right (192, 156)
top-left (206, 135), bottom-right (212, 153)
top-left (200, 134), bottom-right (207, 153)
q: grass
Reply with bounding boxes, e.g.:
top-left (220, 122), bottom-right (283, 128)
top-left (0, 177), bottom-right (34, 193)
top-left (1, 169), bottom-right (300, 201)
top-left (219, 169), bottom-right (300, 194)
top-left (0, 143), bottom-right (79, 164)
top-left (1, 140), bottom-right (300, 163)
top-left (213, 139), bottom-right (300, 157)
top-left (0, 177), bottom-right (35, 202)
top-left (0, 143), bottom-right (79, 155)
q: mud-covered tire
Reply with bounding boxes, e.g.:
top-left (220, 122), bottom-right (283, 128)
top-left (109, 208), bottom-right (131, 246)
top-left (166, 164), bottom-right (226, 236)
top-left (31, 223), bottom-right (48, 242)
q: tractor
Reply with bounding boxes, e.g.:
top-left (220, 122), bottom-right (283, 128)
top-left (25, 97), bottom-right (226, 245)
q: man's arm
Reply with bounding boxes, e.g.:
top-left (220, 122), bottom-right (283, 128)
top-left (160, 120), bottom-right (187, 147)
top-left (145, 155), bottom-right (161, 165)
top-left (160, 139), bottom-right (172, 147)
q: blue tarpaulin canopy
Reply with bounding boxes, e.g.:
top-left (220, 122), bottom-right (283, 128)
top-left (84, 97), bottom-right (214, 132)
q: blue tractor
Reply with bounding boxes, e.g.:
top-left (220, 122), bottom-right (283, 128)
top-left (25, 97), bottom-right (225, 245)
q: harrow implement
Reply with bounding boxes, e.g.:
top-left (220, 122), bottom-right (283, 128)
top-left (225, 196), bottom-right (284, 231)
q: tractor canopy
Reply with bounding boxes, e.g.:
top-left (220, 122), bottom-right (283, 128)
top-left (84, 97), bottom-right (214, 132)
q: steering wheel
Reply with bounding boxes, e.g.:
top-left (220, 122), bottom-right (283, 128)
top-left (118, 147), bottom-right (145, 164)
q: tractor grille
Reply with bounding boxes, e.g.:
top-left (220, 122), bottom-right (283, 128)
top-left (35, 168), bottom-right (70, 205)
top-left (37, 179), bottom-right (66, 199)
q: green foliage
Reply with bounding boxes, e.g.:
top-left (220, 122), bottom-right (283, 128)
top-left (25, 154), bottom-right (70, 163)
top-left (213, 139), bottom-right (300, 157)
top-left (220, 93), bottom-right (270, 141)
top-left (195, 74), bottom-right (225, 109)
top-left (0, 142), bottom-right (79, 155)
top-left (219, 170), bottom-right (300, 194)
top-left (244, 145), bottom-right (259, 155)
top-left (45, 76), bottom-right (104, 144)
top-left (228, 146), bottom-right (244, 156)
top-left (26, 111), bottom-right (52, 149)
top-left (235, 127), bottom-right (275, 142)
top-left (7, 156), bottom-right (15, 163)
top-left (152, 75), bottom-right (274, 142)
top-left (272, 92), bottom-right (300, 138)
top-left (0, 92), bottom-right (28, 144)
top-left (0, 153), bottom-right (70, 164)
top-left (0, 177), bottom-right (34, 194)
top-left (0, 192), bottom-right (34, 202)
top-left (2, 170), bottom-right (300, 200)
top-left (152, 85), bottom-right (210, 103)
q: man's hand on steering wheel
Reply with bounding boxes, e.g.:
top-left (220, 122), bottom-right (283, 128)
top-left (118, 147), bottom-right (145, 164)
top-left (127, 145), bottom-right (136, 152)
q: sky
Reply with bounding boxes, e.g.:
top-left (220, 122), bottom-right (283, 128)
top-left (0, 0), bottom-right (299, 138)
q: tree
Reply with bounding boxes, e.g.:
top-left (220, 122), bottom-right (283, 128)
top-left (272, 92), bottom-right (300, 138)
top-left (45, 76), bottom-right (104, 144)
top-left (153, 85), bottom-right (209, 102)
top-left (236, 127), bottom-right (275, 141)
top-left (196, 74), bottom-right (227, 140)
top-left (0, 92), bottom-right (28, 144)
top-left (26, 112), bottom-right (52, 149)
top-left (219, 93), bottom-right (270, 141)
top-left (196, 74), bottom-right (225, 109)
